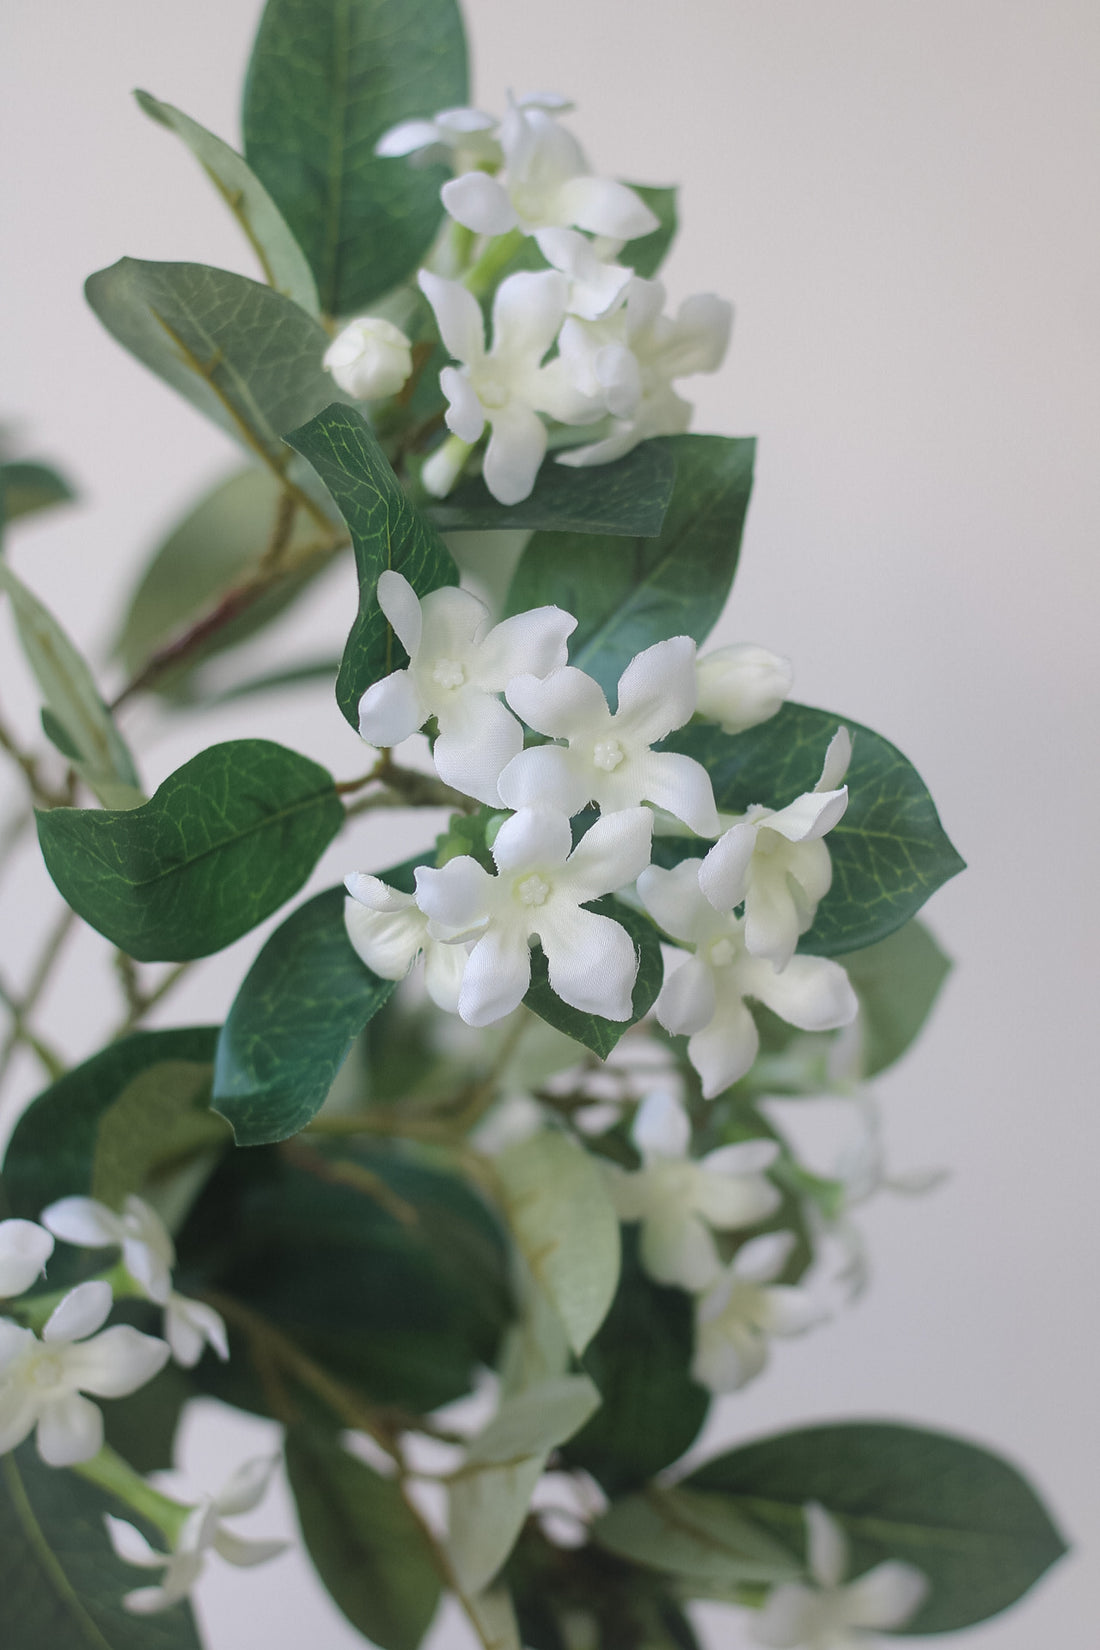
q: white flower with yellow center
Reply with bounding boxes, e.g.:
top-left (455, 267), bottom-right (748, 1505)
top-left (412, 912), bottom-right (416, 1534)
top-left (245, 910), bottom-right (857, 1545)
top-left (692, 1232), bottom-right (821, 1393)
top-left (698, 729), bottom-right (851, 970)
top-left (413, 805), bottom-right (653, 1027)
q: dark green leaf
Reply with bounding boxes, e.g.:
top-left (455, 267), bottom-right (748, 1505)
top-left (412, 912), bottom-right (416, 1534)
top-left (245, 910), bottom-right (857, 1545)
top-left (242, 0), bottom-right (468, 314)
top-left (213, 886), bottom-right (396, 1146)
top-left (101, 1345), bottom-right (193, 1475)
top-left (563, 1229), bottom-right (709, 1494)
top-left (593, 1487), bottom-right (798, 1588)
top-left (0, 1442), bottom-right (202, 1649)
top-left (179, 1138), bottom-right (511, 1414)
top-left (427, 439), bottom-right (676, 537)
top-left (286, 1425), bottom-right (440, 1650)
top-left (624, 185), bottom-right (678, 280)
top-left (842, 918), bottom-right (952, 1077)
top-left (135, 91), bottom-right (319, 313)
top-left (666, 704), bottom-right (966, 954)
top-left (525, 897), bottom-right (663, 1059)
top-left (0, 460), bottom-right (75, 525)
top-left (36, 739), bottom-right (344, 961)
top-left (686, 1422), bottom-right (1068, 1632)
top-left (286, 404), bottom-right (458, 724)
top-left (506, 435), bottom-right (754, 699)
top-left (84, 259), bottom-right (349, 510)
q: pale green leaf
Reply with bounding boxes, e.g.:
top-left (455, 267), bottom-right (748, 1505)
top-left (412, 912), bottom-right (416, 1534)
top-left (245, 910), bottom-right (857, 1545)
top-left (842, 918), bottom-right (952, 1077)
top-left (593, 1487), bottom-right (800, 1592)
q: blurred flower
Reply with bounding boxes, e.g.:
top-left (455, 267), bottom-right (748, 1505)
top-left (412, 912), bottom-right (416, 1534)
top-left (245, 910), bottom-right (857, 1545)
top-left (0, 1219), bottom-right (53, 1298)
top-left (692, 1233), bottom-right (820, 1393)
top-left (323, 316), bottom-right (413, 400)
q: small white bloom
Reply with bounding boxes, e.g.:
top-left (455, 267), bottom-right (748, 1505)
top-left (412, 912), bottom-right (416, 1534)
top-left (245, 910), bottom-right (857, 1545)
top-left (752, 1501), bottom-right (928, 1649)
top-left (0, 1281), bottom-right (169, 1465)
top-left (500, 638), bottom-right (720, 836)
top-left (698, 729), bottom-right (852, 970)
top-left (692, 1232), bottom-right (821, 1393)
top-left (0, 1219), bottom-right (54, 1298)
top-left (534, 226), bottom-right (632, 321)
top-left (106, 1455), bottom-right (287, 1614)
top-left (356, 569), bottom-right (575, 805)
top-left (607, 1090), bottom-right (780, 1291)
top-left (323, 316), bottom-right (413, 400)
top-left (375, 105), bottom-right (502, 171)
top-left (414, 805), bottom-right (653, 1027)
top-left (826, 1095), bottom-right (947, 1300)
top-left (557, 277), bottom-right (732, 467)
top-left (695, 644), bottom-right (794, 736)
top-left (420, 268), bottom-right (596, 504)
top-left (442, 98), bottom-right (658, 242)
top-left (637, 858), bottom-right (858, 1099)
top-left (40, 1196), bottom-right (227, 1370)
top-left (344, 872), bottom-right (469, 1012)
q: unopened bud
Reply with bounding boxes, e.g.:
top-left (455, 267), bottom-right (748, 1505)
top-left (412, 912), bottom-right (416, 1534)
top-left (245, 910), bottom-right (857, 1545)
top-left (323, 316), bottom-right (413, 401)
top-left (695, 644), bottom-right (793, 735)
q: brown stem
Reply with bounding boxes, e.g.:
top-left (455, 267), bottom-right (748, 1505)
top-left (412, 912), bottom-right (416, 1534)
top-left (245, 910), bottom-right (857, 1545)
top-left (0, 906), bottom-right (75, 1089)
top-left (110, 959), bottom-right (193, 1040)
top-left (0, 712), bottom-right (69, 809)
top-left (344, 760), bottom-right (476, 817)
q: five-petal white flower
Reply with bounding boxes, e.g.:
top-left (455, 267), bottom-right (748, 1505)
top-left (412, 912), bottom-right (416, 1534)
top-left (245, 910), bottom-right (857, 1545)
top-left (607, 1090), bottom-right (780, 1291)
top-left (40, 1196), bottom-right (227, 1369)
top-left (751, 1501), bottom-right (928, 1649)
top-left (699, 729), bottom-right (852, 969)
top-left (637, 858), bottom-right (858, 1099)
top-left (344, 872), bottom-right (468, 1011)
top-left (414, 806), bottom-right (653, 1027)
top-left (692, 1232), bottom-right (821, 1393)
top-left (0, 1219), bottom-right (54, 1298)
top-left (105, 1455), bottom-right (287, 1614)
top-left (357, 569), bottom-right (576, 805)
top-left (695, 643), bottom-right (794, 736)
top-left (0, 1280), bottom-right (169, 1465)
top-left (500, 637), bottom-right (720, 836)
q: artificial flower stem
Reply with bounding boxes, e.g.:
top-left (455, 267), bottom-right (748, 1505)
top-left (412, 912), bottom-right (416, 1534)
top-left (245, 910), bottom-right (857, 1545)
top-left (462, 229), bottom-right (524, 298)
top-left (72, 1446), bottom-right (191, 1545)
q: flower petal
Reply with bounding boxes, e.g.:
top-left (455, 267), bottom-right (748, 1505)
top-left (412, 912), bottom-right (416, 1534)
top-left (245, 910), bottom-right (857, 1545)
top-left (165, 1295), bottom-right (228, 1367)
top-left (690, 1169), bottom-right (780, 1231)
top-left (630, 750), bottom-right (719, 837)
top-left (483, 399), bottom-right (548, 506)
top-left (212, 1530), bottom-right (289, 1568)
top-left (491, 270), bottom-right (569, 367)
top-left (215, 1453), bottom-right (281, 1517)
top-left (699, 823), bottom-right (757, 911)
top-left (459, 927), bottom-right (533, 1026)
top-left (564, 807), bottom-right (653, 901)
top-left (376, 569), bottom-right (423, 658)
top-left (805, 1500), bottom-right (849, 1589)
top-left (475, 607), bottom-right (576, 690)
top-left (636, 860), bottom-right (716, 946)
top-left (654, 953), bottom-right (717, 1038)
top-left (746, 954), bottom-right (859, 1033)
top-left (0, 1219), bottom-right (54, 1297)
top-left (750, 1583), bottom-right (822, 1648)
top-left (441, 171), bottom-right (518, 236)
top-left (37, 1392), bottom-right (104, 1466)
top-left (43, 1280), bottom-right (113, 1344)
top-left (418, 269), bottom-right (486, 364)
top-left (764, 787), bottom-right (848, 844)
top-left (506, 665), bottom-right (609, 740)
top-left (816, 727), bottom-right (852, 793)
top-left (632, 1090), bottom-right (691, 1159)
top-left (344, 895), bottom-right (425, 981)
top-left (540, 904), bottom-right (638, 1020)
top-left (66, 1324), bottom-right (170, 1397)
top-left (440, 367), bottom-right (487, 443)
top-left (415, 858), bottom-right (497, 932)
top-left (687, 993), bottom-right (759, 1098)
top-left (641, 1209), bottom-right (720, 1292)
top-left (104, 1514), bottom-right (167, 1568)
top-left (423, 937), bottom-right (469, 1013)
top-left (434, 689), bottom-right (525, 806)
top-left (843, 1560), bottom-right (929, 1628)
top-left (557, 175), bottom-right (660, 240)
top-left (733, 1230), bottom-right (797, 1285)
top-left (614, 636), bottom-right (698, 742)
top-left (496, 743), bottom-right (594, 817)
top-left (0, 1385), bottom-right (38, 1456)
top-left (40, 1197), bottom-right (122, 1251)
top-left (357, 670), bottom-right (427, 747)
top-left (491, 805), bottom-right (573, 873)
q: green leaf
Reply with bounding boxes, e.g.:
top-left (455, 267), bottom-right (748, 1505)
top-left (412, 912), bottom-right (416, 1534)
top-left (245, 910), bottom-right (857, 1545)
top-left (286, 403), bottom-right (458, 724)
top-left (36, 739), bottom-right (344, 961)
top-left (561, 1230), bottom-right (709, 1494)
top-left (2, 1027), bottom-right (219, 1230)
top-left (242, 0), bottom-right (468, 315)
top-left (135, 91), bottom-right (319, 314)
top-left (114, 467), bottom-right (333, 688)
top-left (286, 1426), bottom-right (440, 1650)
top-left (90, 1059), bottom-right (228, 1211)
top-left (842, 918), bottom-right (952, 1077)
top-left (178, 1138), bottom-right (511, 1414)
top-left (495, 1129), bottom-right (620, 1357)
top-left (0, 460), bottom-right (75, 525)
top-left (524, 896), bottom-right (663, 1059)
top-left (624, 185), bottom-right (679, 280)
top-left (666, 704), bottom-right (966, 954)
top-left (213, 886), bottom-right (396, 1146)
top-left (0, 1443), bottom-right (202, 1649)
top-left (101, 1350), bottom-right (193, 1476)
top-left (84, 259), bottom-right (348, 511)
top-left (592, 1487), bottom-right (799, 1590)
top-left (506, 435), bottom-right (754, 699)
top-left (686, 1422), bottom-right (1068, 1632)
top-left (0, 562), bottom-right (143, 809)
top-left (427, 439), bottom-right (676, 537)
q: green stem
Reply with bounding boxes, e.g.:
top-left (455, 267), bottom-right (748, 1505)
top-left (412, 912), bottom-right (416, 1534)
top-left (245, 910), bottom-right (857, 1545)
top-left (463, 229), bottom-right (524, 298)
top-left (72, 1446), bottom-right (190, 1544)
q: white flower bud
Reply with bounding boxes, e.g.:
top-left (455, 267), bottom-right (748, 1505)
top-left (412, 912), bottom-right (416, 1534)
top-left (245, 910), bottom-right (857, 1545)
top-left (695, 644), bottom-right (793, 735)
top-left (323, 316), bottom-right (413, 401)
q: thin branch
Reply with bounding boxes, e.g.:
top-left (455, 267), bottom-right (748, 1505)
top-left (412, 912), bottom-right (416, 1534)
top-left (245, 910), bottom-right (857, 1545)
top-left (109, 958), bottom-right (193, 1040)
top-left (0, 906), bottom-right (76, 1088)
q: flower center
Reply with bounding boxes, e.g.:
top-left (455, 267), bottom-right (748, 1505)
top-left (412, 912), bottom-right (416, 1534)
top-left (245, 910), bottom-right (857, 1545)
top-left (593, 738), bottom-right (625, 772)
top-left (515, 873), bottom-right (551, 907)
top-left (476, 376), bottom-right (509, 410)
top-left (432, 658), bottom-right (467, 690)
top-left (28, 1350), bottom-right (66, 1392)
top-left (708, 937), bottom-right (736, 969)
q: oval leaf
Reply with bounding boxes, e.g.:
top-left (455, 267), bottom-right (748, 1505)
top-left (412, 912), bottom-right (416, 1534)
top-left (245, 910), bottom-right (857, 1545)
top-left (524, 896), bottom-right (663, 1060)
top-left (686, 1422), bottom-right (1068, 1633)
top-left (213, 886), bottom-right (396, 1145)
top-left (428, 439), bottom-right (676, 538)
top-left (242, 0), bottom-right (468, 315)
top-left (593, 1486), bottom-right (799, 1589)
top-left (0, 460), bottom-right (75, 525)
top-left (36, 739), bottom-right (344, 961)
top-left (842, 918), bottom-right (952, 1077)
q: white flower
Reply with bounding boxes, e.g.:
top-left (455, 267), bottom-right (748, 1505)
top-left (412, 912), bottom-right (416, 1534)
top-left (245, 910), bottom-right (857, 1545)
top-left (441, 97), bottom-right (658, 242)
top-left (695, 644), bottom-right (794, 736)
top-left (826, 1095), bottom-right (947, 1300)
top-left (752, 1501), bottom-right (928, 1649)
top-left (356, 569), bottom-right (575, 805)
top-left (105, 1455), bottom-right (287, 1614)
top-left (557, 277), bottom-right (732, 467)
top-left (0, 1281), bottom-right (169, 1465)
top-left (692, 1232), bottom-right (820, 1393)
top-left (413, 806), bottom-right (653, 1027)
top-left (344, 873), bottom-right (468, 1011)
top-left (607, 1090), bottom-right (780, 1291)
top-left (637, 858), bottom-right (858, 1099)
top-left (698, 730), bottom-right (852, 970)
top-left (0, 1219), bottom-right (54, 1298)
top-left (499, 638), bottom-right (720, 836)
top-left (375, 105), bottom-right (502, 170)
top-left (323, 316), bottom-right (413, 400)
top-left (40, 1196), bottom-right (227, 1369)
top-left (534, 226), bottom-right (632, 321)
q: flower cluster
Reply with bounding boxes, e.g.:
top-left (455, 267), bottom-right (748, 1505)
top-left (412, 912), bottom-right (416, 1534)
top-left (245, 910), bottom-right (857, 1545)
top-left (324, 94), bottom-right (732, 502)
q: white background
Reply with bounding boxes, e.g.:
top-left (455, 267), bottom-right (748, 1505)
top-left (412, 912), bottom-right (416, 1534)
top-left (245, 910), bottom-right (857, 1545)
top-left (2, 2), bottom-right (1097, 1646)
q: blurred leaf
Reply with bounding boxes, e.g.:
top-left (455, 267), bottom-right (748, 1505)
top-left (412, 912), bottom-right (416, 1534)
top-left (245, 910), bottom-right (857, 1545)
top-left (92, 1058), bottom-right (228, 1209)
top-left (37, 739), bottom-right (343, 961)
top-left (524, 897), bottom-right (663, 1059)
top-left (428, 440), bottom-right (676, 537)
top-left (593, 1486), bottom-right (798, 1590)
top-left (624, 184), bottom-right (678, 279)
top-left (841, 918), bottom-right (952, 1077)
top-left (0, 460), bottom-right (75, 525)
